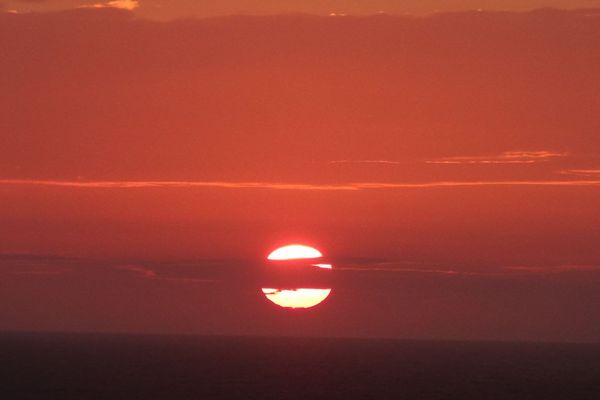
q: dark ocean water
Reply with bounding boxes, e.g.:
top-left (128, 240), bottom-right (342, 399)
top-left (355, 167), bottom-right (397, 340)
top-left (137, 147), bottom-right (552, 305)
top-left (1, 333), bottom-right (599, 399)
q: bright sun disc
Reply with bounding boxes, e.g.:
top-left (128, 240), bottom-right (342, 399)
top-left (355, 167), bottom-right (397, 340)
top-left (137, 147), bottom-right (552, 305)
top-left (262, 243), bottom-right (333, 309)
top-left (267, 244), bottom-right (323, 261)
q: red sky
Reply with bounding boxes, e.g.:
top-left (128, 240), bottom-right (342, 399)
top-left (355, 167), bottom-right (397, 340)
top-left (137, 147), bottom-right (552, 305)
top-left (1, 5), bottom-right (600, 341)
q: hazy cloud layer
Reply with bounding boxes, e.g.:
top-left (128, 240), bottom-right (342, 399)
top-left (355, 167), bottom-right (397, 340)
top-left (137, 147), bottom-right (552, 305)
top-left (4, 1), bottom-right (600, 19)
top-left (1, 253), bottom-right (599, 340)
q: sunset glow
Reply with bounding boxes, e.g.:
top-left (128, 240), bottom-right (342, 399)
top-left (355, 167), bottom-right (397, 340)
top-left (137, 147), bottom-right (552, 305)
top-left (2, 3), bottom-right (600, 344)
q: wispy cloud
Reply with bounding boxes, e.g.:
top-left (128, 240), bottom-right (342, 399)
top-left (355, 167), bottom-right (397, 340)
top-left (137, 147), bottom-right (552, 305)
top-left (337, 260), bottom-right (600, 277)
top-left (335, 259), bottom-right (507, 276)
top-left (116, 264), bottom-right (217, 284)
top-left (426, 151), bottom-right (567, 165)
top-left (328, 160), bottom-right (404, 166)
top-left (0, 253), bottom-right (76, 276)
top-left (2, 178), bottom-right (600, 191)
top-left (338, 265), bottom-right (464, 275)
top-left (0, 179), bottom-right (361, 191)
top-left (560, 169), bottom-right (600, 177)
top-left (0, 254), bottom-right (218, 283)
top-left (79, 0), bottom-right (139, 11)
top-left (329, 151), bottom-right (568, 167)
top-left (9, 266), bottom-right (71, 275)
top-left (506, 265), bottom-right (600, 273)
top-left (117, 264), bottom-right (157, 279)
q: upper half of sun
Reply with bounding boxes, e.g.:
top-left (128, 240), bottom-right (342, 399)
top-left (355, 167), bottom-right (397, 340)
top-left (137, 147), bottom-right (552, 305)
top-left (266, 244), bottom-right (332, 269)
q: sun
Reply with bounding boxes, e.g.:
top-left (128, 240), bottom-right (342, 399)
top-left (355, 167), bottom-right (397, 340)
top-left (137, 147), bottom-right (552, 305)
top-left (261, 243), bottom-right (333, 309)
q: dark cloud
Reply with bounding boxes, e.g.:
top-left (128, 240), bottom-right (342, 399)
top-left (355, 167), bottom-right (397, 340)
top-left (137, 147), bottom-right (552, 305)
top-left (1, 253), bottom-right (599, 341)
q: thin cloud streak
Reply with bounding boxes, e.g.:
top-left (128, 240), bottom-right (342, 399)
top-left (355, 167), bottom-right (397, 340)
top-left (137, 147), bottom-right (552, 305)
top-left (9, 267), bottom-right (71, 276)
top-left (328, 160), bottom-right (404, 166)
top-left (506, 265), bottom-right (600, 273)
top-left (79, 0), bottom-right (138, 10)
top-left (426, 151), bottom-right (567, 165)
top-left (2, 178), bottom-right (600, 191)
top-left (117, 264), bottom-right (158, 279)
top-left (337, 263), bottom-right (600, 277)
top-left (561, 169), bottom-right (600, 177)
top-left (0, 179), bottom-right (361, 191)
top-left (337, 265), bottom-right (464, 275)
top-left (116, 264), bottom-right (218, 284)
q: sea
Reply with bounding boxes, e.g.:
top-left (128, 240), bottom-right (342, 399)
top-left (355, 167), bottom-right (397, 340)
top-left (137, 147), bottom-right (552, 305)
top-left (1, 333), bottom-right (599, 399)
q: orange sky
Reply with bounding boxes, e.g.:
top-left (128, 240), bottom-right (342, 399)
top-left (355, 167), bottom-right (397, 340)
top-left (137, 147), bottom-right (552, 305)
top-left (1, 6), bottom-right (599, 341)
